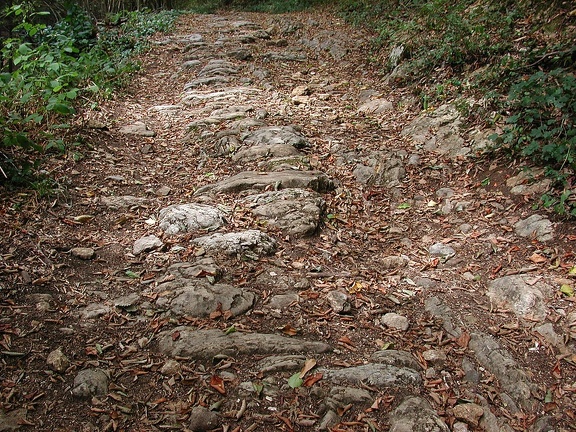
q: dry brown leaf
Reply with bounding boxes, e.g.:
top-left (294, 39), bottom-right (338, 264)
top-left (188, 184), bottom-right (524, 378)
top-left (303, 372), bottom-right (323, 387)
top-left (529, 253), bottom-right (547, 263)
top-left (209, 375), bottom-right (226, 395)
top-left (299, 358), bottom-right (317, 378)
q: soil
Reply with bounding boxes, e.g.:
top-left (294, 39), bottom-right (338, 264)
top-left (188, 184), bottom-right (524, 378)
top-left (1, 8), bottom-right (575, 432)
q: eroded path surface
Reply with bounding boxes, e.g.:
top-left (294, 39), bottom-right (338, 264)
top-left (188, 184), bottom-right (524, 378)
top-left (1, 10), bottom-right (576, 432)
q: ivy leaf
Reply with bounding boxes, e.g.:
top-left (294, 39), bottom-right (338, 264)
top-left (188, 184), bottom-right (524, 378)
top-left (560, 285), bottom-right (574, 297)
top-left (288, 372), bottom-right (303, 389)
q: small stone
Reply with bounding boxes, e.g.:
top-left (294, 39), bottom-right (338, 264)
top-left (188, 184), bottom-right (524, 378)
top-left (414, 277), bottom-right (437, 288)
top-left (0, 408), bottom-right (28, 431)
top-left (133, 235), bottom-right (163, 255)
top-left (80, 303), bottom-right (110, 320)
top-left (389, 396), bottom-right (449, 432)
top-left (380, 255), bottom-right (408, 269)
top-left (514, 214), bottom-right (554, 242)
top-left (318, 410), bottom-right (340, 431)
top-left (267, 293), bottom-right (300, 310)
top-left (357, 99), bottom-right (393, 115)
top-left (160, 359), bottom-right (181, 376)
top-left (46, 348), bottom-right (70, 373)
top-left (188, 406), bottom-right (220, 432)
top-left (113, 293), bottom-right (139, 308)
top-left (452, 403), bottom-right (484, 427)
top-left (381, 313), bottom-right (409, 331)
top-left (72, 369), bottom-right (109, 398)
top-left (452, 421), bottom-right (469, 432)
top-left (291, 85), bottom-right (310, 96)
top-left (533, 323), bottom-right (565, 350)
top-left (422, 349), bottom-right (447, 368)
top-left (428, 242), bottom-right (456, 258)
top-left (155, 185), bottom-right (171, 196)
top-left (461, 358), bottom-right (480, 383)
top-left (326, 290), bottom-right (350, 314)
top-left (487, 275), bottom-right (548, 321)
top-left (119, 121), bottom-right (155, 137)
top-left (436, 187), bottom-right (455, 198)
top-left (71, 247), bottom-right (95, 260)
top-left (459, 223), bottom-right (473, 234)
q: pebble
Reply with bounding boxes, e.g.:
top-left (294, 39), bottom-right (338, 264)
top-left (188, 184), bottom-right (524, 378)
top-left (188, 406), bottom-right (220, 432)
top-left (326, 290), bottom-right (350, 313)
top-left (422, 349), bottom-right (447, 368)
top-left (453, 403), bottom-right (484, 427)
top-left (428, 242), bottom-right (456, 258)
top-left (72, 369), bottom-right (109, 398)
top-left (381, 312), bottom-right (409, 331)
top-left (133, 234), bottom-right (163, 255)
top-left (160, 359), bottom-right (181, 376)
top-left (71, 247), bottom-right (95, 260)
top-left (46, 348), bottom-right (70, 373)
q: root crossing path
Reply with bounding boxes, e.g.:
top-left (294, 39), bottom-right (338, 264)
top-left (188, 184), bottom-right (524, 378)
top-left (1, 10), bottom-right (576, 432)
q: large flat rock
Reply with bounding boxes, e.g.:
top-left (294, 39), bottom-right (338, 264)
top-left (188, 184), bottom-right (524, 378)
top-left (469, 332), bottom-right (538, 410)
top-left (321, 363), bottom-right (421, 388)
top-left (157, 328), bottom-right (332, 359)
top-left (156, 281), bottom-right (254, 318)
top-left (389, 396), bottom-right (449, 432)
top-left (241, 126), bottom-right (309, 148)
top-left (158, 203), bottom-right (227, 235)
top-left (241, 188), bottom-right (326, 237)
top-left (193, 229), bottom-right (277, 256)
top-left (194, 170), bottom-right (334, 195)
top-left (487, 275), bottom-right (549, 321)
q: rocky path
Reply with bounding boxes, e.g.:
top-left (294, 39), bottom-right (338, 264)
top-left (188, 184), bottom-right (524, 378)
top-left (1, 10), bottom-right (576, 432)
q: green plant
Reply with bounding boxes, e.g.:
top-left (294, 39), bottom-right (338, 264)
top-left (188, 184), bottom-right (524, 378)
top-left (0, 4), bottom-right (179, 184)
top-left (498, 69), bottom-right (575, 173)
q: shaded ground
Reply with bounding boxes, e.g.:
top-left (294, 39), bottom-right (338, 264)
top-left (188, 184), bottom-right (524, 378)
top-left (1, 9), bottom-right (576, 432)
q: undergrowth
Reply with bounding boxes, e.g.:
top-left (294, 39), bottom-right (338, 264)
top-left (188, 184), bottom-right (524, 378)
top-left (0, 4), bottom-right (179, 186)
top-left (338, 0), bottom-right (576, 216)
top-left (180, 0), bottom-right (327, 14)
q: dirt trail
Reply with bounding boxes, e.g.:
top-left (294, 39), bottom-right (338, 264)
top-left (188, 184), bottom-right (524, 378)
top-left (1, 9), bottom-right (575, 432)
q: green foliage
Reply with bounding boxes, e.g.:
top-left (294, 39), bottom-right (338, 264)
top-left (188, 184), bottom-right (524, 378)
top-left (0, 3), bottom-right (179, 184)
top-left (340, 0), bottom-right (517, 81)
top-left (338, 0), bottom-right (575, 217)
top-left (180, 0), bottom-right (326, 14)
top-left (501, 69), bottom-right (575, 170)
top-left (494, 68), bottom-right (576, 215)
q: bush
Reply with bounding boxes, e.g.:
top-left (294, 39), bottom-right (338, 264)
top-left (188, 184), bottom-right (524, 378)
top-left (0, 3), bottom-right (179, 183)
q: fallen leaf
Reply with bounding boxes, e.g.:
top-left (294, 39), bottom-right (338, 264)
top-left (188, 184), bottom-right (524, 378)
top-left (338, 335), bottom-right (354, 346)
top-left (280, 324), bottom-right (299, 336)
top-left (303, 372), bottom-right (323, 387)
top-left (560, 285), bottom-right (574, 297)
top-left (300, 358), bottom-right (317, 378)
top-left (288, 372), bottom-right (303, 388)
top-left (171, 331), bottom-right (180, 341)
top-left (456, 332), bottom-right (471, 348)
top-left (209, 375), bottom-right (226, 395)
top-left (529, 253), bottom-right (547, 263)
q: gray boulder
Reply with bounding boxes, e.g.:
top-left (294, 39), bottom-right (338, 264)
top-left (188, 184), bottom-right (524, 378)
top-left (487, 275), bottom-right (549, 321)
top-left (157, 327), bottom-right (332, 359)
top-left (195, 170), bottom-right (334, 195)
top-left (241, 188), bottom-right (326, 237)
top-left (389, 396), bottom-right (450, 432)
top-left (158, 203), bottom-right (226, 235)
top-left (193, 229), bottom-right (277, 256)
top-left (514, 214), bottom-right (553, 242)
